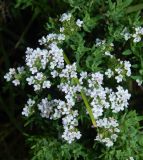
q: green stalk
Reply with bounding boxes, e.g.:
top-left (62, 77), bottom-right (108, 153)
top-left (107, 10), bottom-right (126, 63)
top-left (63, 53), bottom-right (97, 127)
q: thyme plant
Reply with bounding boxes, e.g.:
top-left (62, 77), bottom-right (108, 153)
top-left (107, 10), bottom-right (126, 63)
top-left (4, 0), bottom-right (143, 159)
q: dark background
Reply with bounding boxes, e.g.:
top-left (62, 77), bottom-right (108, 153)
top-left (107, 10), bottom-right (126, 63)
top-left (0, 1), bottom-right (69, 159)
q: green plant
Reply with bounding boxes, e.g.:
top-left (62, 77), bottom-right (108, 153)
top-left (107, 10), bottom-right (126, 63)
top-left (3, 0), bottom-right (143, 160)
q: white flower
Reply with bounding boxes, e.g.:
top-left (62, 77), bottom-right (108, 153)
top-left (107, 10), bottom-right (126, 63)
top-left (26, 76), bottom-right (35, 85)
top-left (135, 26), bottom-right (143, 35)
top-left (111, 134), bottom-right (118, 141)
top-left (17, 66), bottom-right (24, 73)
top-left (38, 36), bottom-right (46, 45)
top-left (79, 71), bottom-right (87, 84)
top-left (60, 27), bottom-right (65, 32)
top-left (124, 61), bottom-right (131, 77)
top-left (121, 28), bottom-right (131, 41)
top-left (34, 84), bottom-right (41, 91)
top-left (133, 34), bottom-right (141, 43)
top-left (124, 32), bottom-right (131, 40)
top-left (96, 117), bottom-right (119, 128)
top-left (110, 86), bottom-right (131, 113)
top-left (115, 75), bottom-right (123, 83)
top-left (62, 110), bottom-right (81, 143)
top-left (105, 69), bottom-right (114, 78)
top-left (92, 105), bottom-right (103, 119)
top-left (35, 72), bottom-right (43, 81)
top-left (30, 67), bottom-right (38, 74)
top-left (76, 19), bottom-right (83, 27)
top-left (115, 68), bottom-right (122, 74)
top-left (42, 81), bottom-right (51, 88)
top-left (104, 138), bottom-right (114, 147)
top-left (95, 38), bottom-right (105, 46)
top-left (4, 68), bottom-right (17, 81)
top-left (22, 105), bottom-right (30, 117)
top-left (51, 70), bottom-right (58, 78)
top-left (57, 34), bottom-right (65, 41)
top-left (62, 129), bottom-right (81, 144)
top-left (95, 135), bottom-right (114, 147)
top-left (59, 63), bottom-right (77, 79)
top-left (9, 68), bottom-right (16, 75)
top-left (91, 72), bottom-right (103, 85)
top-left (22, 98), bottom-right (35, 117)
top-left (12, 79), bottom-right (20, 86)
top-left (27, 99), bottom-right (35, 106)
top-left (38, 98), bottom-right (53, 118)
top-left (104, 51), bottom-right (113, 58)
top-left (114, 128), bottom-right (120, 133)
top-left (59, 13), bottom-right (72, 22)
top-left (4, 73), bottom-right (12, 81)
top-left (136, 79), bottom-right (142, 86)
top-left (80, 71), bottom-right (87, 79)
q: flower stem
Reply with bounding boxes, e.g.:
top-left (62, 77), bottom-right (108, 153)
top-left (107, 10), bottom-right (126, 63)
top-left (63, 53), bottom-right (97, 127)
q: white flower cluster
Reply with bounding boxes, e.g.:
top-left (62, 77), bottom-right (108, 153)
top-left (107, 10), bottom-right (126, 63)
top-left (39, 33), bottom-right (65, 45)
top-left (95, 38), bottom-right (106, 47)
top-left (57, 66), bottom-right (129, 146)
top-left (95, 39), bottom-right (115, 61)
top-left (56, 57), bottom-right (130, 146)
top-left (59, 12), bottom-right (83, 30)
top-left (25, 42), bottom-right (65, 91)
top-left (59, 63), bottom-right (77, 79)
top-left (4, 67), bottom-right (24, 86)
top-left (109, 86), bottom-right (131, 113)
top-left (4, 12), bottom-right (132, 146)
top-left (62, 110), bottom-right (81, 144)
top-left (115, 60), bottom-right (131, 83)
top-left (122, 26), bottom-right (143, 43)
top-left (105, 60), bottom-right (131, 83)
top-left (38, 98), bottom-right (65, 119)
top-left (22, 98), bottom-right (35, 117)
top-left (58, 82), bottom-right (82, 106)
top-left (78, 71), bottom-right (131, 146)
top-left (95, 38), bottom-right (131, 83)
top-left (95, 38), bottom-right (114, 50)
top-left (38, 98), bottom-right (81, 143)
top-left (96, 117), bottom-right (119, 147)
top-left (57, 63), bottom-right (82, 107)
top-left (26, 72), bottom-right (51, 91)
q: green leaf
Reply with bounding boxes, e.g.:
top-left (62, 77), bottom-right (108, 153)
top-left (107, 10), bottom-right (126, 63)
top-left (122, 49), bottom-right (132, 55)
top-left (83, 13), bottom-right (97, 32)
top-left (126, 3), bottom-right (143, 13)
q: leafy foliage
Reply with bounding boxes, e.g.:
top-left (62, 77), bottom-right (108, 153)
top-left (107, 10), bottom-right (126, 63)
top-left (102, 111), bottom-right (143, 160)
top-left (28, 137), bottom-right (88, 160)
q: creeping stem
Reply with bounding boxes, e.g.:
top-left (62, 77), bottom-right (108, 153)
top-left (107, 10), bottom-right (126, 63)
top-left (63, 53), bottom-right (97, 127)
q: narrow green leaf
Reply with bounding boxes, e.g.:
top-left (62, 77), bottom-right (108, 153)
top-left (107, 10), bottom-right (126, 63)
top-left (122, 49), bottom-right (132, 55)
top-left (126, 4), bottom-right (143, 13)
